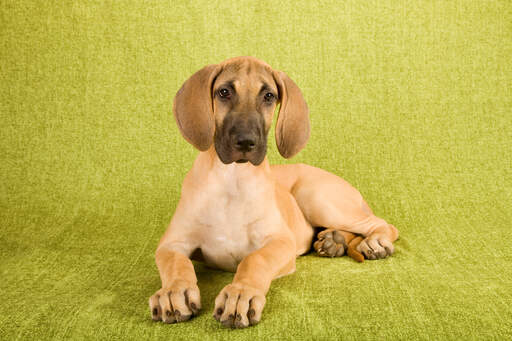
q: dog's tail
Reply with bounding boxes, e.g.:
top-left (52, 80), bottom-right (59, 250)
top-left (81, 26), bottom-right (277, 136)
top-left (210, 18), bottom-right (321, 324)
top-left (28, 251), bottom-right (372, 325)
top-left (347, 236), bottom-right (365, 263)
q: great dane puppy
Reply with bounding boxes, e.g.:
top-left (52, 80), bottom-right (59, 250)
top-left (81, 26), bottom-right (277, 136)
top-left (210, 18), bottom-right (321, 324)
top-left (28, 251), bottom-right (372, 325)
top-left (149, 56), bottom-right (399, 328)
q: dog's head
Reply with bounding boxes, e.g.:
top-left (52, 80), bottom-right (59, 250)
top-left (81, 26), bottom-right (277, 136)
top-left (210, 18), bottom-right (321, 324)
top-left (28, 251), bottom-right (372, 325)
top-left (173, 56), bottom-right (309, 165)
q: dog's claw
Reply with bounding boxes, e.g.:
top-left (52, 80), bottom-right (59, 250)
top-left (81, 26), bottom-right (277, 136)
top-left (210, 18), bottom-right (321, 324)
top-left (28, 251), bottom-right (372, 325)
top-left (356, 234), bottom-right (394, 260)
top-left (214, 283), bottom-right (265, 329)
top-left (149, 282), bottom-right (201, 324)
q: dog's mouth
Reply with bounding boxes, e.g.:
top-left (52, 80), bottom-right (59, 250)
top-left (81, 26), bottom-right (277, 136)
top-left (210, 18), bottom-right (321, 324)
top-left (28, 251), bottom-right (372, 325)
top-left (214, 143), bottom-right (267, 165)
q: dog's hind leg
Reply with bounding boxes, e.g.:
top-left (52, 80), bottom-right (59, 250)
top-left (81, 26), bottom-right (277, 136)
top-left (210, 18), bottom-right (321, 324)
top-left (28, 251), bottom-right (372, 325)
top-left (272, 164), bottom-right (399, 260)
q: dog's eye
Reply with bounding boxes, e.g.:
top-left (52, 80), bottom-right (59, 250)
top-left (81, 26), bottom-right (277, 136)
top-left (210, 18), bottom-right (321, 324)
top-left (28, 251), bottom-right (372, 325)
top-left (218, 88), bottom-right (230, 99)
top-left (264, 92), bottom-right (275, 101)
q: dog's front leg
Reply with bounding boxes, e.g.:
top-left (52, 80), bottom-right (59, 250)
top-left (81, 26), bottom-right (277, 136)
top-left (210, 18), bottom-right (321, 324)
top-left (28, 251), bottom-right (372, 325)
top-left (213, 236), bottom-right (296, 328)
top-left (149, 246), bottom-right (200, 323)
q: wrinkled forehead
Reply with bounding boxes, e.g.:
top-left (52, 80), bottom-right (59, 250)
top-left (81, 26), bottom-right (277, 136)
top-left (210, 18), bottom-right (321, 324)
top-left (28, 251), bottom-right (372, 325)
top-left (213, 60), bottom-right (277, 94)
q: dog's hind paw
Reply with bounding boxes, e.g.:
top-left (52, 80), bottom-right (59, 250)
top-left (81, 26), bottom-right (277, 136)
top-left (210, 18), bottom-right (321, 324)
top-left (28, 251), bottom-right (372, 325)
top-left (314, 229), bottom-right (347, 257)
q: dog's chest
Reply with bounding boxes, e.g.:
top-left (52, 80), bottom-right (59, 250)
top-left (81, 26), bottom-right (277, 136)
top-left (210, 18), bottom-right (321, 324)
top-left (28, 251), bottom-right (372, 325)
top-left (192, 166), bottom-right (275, 271)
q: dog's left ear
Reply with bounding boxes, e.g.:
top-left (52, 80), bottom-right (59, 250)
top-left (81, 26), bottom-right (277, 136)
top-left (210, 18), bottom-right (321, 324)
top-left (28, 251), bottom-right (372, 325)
top-left (273, 71), bottom-right (310, 158)
top-left (173, 64), bottom-right (222, 151)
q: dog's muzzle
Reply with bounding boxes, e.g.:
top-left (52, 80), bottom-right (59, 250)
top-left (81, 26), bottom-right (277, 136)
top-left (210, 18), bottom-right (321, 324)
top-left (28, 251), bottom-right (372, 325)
top-left (214, 112), bottom-right (267, 165)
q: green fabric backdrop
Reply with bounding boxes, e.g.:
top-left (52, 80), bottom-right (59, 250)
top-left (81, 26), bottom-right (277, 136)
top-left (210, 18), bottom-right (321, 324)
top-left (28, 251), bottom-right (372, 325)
top-left (1, 0), bottom-right (511, 339)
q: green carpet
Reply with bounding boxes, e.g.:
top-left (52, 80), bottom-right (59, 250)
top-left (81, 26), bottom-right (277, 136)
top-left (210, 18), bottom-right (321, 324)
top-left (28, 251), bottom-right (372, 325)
top-left (1, 0), bottom-right (511, 339)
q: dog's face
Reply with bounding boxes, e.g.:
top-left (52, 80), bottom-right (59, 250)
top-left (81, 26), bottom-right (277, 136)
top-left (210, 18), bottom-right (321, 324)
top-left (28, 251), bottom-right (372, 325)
top-left (212, 60), bottom-right (278, 165)
top-left (173, 57), bottom-right (309, 164)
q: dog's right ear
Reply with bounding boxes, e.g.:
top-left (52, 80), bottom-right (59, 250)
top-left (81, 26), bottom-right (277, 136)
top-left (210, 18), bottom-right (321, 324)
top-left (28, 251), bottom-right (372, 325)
top-left (173, 64), bottom-right (222, 151)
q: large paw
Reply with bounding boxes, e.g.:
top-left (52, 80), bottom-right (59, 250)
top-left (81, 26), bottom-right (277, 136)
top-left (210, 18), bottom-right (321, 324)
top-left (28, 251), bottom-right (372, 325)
top-left (149, 280), bottom-right (201, 323)
top-left (356, 233), bottom-right (394, 260)
top-left (314, 229), bottom-right (347, 257)
top-left (213, 283), bottom-right (266, 329)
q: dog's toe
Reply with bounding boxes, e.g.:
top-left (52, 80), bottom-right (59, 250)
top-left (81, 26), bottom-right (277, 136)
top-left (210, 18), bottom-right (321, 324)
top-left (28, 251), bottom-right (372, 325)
top-left (214, 283), bottom-right (265, 329)
top-left (356, 235), bottom-right (394, 260)
top-left (149, 282), bottom-right (201, 324)
top-left (314, 229), bottom-right (347, 257)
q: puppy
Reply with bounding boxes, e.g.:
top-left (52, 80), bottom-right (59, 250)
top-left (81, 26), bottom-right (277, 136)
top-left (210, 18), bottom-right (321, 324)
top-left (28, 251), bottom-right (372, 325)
top-left (149, 56), bottom-right (398, 328)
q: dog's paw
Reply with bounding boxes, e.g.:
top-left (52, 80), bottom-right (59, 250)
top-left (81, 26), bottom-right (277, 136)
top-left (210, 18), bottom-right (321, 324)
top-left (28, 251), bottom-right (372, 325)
top-left (356, 234), bottom-right (394, 260)
top-left (314, 229), bottom-right (347, 257)
top-left (213, 283), bottom-right (266, 329)
top-left (149, 280), bottom-right (201, 323)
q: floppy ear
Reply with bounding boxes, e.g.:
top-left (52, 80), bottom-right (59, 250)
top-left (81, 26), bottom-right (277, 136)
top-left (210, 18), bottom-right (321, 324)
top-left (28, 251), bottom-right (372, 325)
top-left (273, 71), bottom-right (310, 158)
top-left (173, 64), bottom-right (222, 151)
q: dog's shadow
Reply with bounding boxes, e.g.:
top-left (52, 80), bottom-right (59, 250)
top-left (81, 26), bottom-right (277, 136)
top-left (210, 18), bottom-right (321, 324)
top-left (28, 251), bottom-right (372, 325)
top-left (103, 261), bottom-right (233, 327)
top-left (194, 262), bottom-right (234, 311)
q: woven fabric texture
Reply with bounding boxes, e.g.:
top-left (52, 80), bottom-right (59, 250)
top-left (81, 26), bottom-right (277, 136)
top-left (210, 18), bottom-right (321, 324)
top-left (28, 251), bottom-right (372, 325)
top-left (1, 1), bottom-right (511, 339)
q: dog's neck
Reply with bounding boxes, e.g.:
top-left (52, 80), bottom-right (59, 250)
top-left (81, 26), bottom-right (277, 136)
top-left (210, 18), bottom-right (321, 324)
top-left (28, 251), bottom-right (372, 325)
top-left (195, 146), bottom-right (273, 189)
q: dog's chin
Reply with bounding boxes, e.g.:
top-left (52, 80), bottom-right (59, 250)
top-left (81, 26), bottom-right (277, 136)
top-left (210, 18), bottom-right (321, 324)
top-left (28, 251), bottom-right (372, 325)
top-left (215, 147), bottom-right (266, 166)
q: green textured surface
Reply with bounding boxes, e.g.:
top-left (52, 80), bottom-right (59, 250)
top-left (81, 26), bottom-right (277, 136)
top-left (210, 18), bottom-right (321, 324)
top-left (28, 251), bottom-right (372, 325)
top-left (1, 0), bottom-right (511, 339)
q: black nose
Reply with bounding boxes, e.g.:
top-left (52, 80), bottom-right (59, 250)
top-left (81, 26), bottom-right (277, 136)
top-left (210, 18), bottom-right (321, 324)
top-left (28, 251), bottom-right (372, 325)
top-left (235, 135), bottom-right (256, 152)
